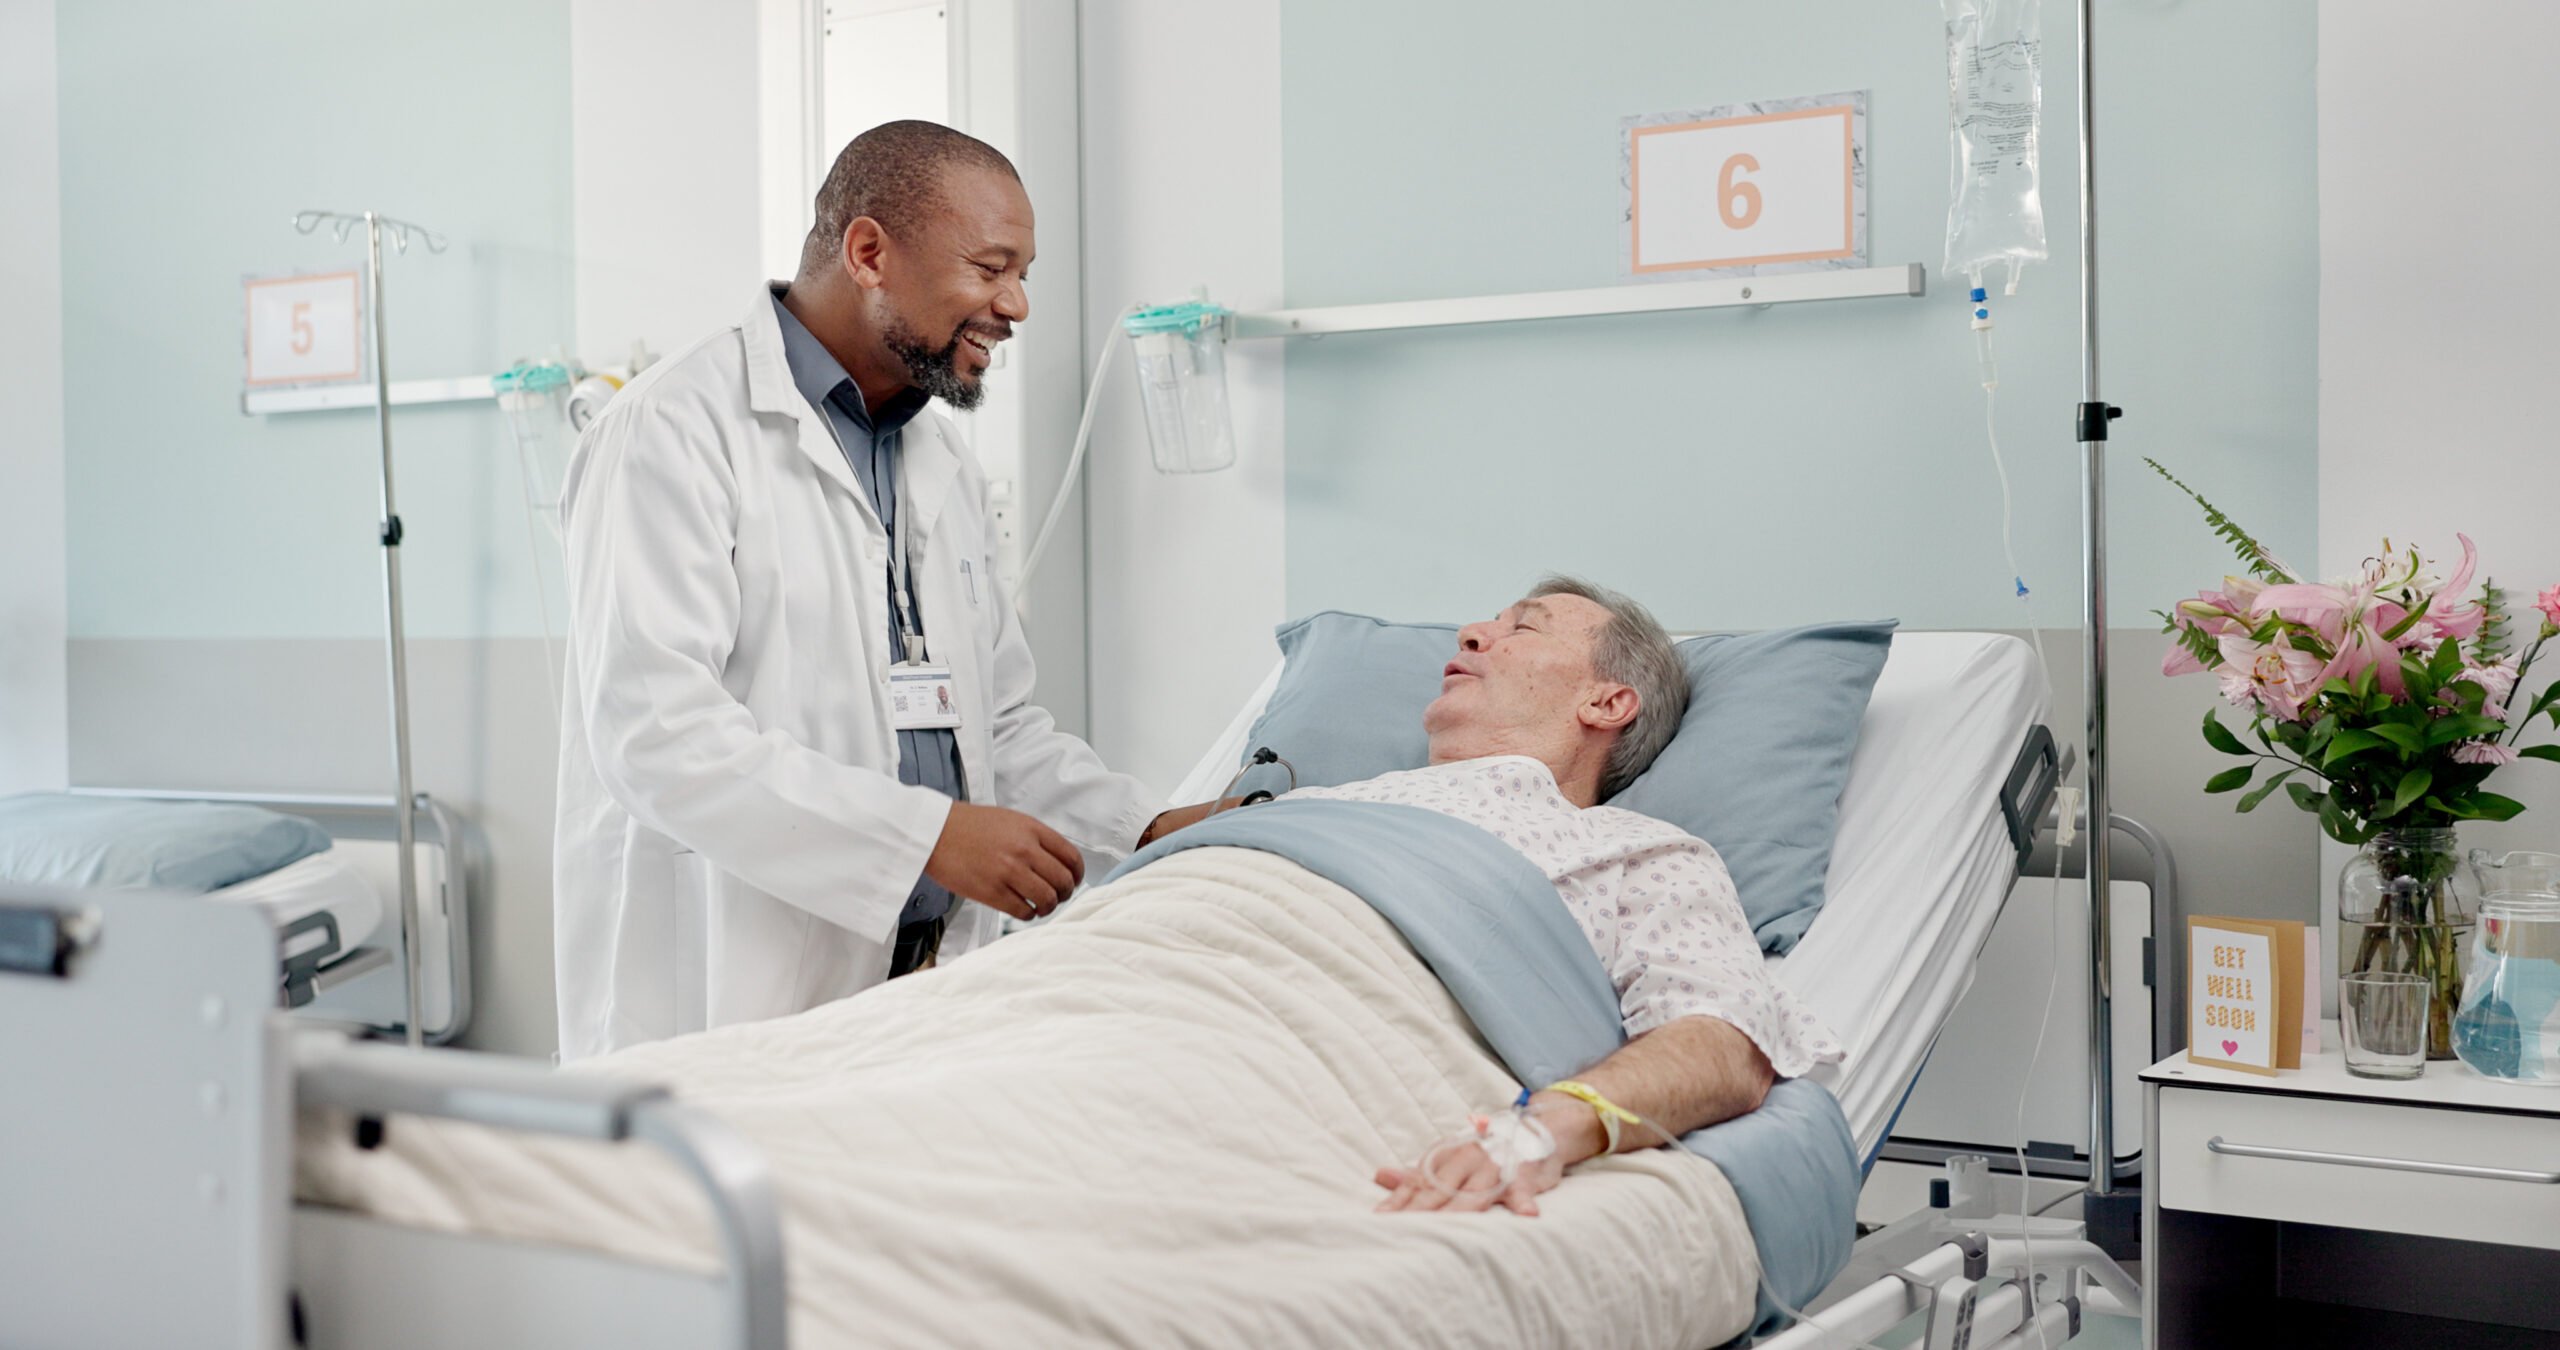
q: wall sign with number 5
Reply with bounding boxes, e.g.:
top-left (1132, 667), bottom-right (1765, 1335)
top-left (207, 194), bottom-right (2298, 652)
top-left (243, 270), bottom-right (367, 389)
top-left (1622, 90), bottom-right (1868, 278)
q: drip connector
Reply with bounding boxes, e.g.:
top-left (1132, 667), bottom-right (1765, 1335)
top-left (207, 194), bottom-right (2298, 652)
top-left (1969, 286), bottom-right (1999, 389)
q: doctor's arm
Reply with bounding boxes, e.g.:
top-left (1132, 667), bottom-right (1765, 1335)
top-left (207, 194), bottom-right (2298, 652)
top-left (979, 521), bottom-right (1172, 866)
top-left (564, 402), bottom-right (960, 938)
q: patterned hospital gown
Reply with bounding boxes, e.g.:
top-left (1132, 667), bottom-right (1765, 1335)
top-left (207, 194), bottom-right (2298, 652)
top-left (1292, 755), bottom-right (1844, 1079)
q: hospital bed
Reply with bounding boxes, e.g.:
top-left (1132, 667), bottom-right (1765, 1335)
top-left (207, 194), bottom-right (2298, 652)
top-left (20, 788), bottom-right (473, 1042)
top-left (0, 631), bottom-right (2129, 1350)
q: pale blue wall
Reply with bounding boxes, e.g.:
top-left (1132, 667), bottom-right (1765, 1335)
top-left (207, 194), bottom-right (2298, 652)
top-left (58, 1), bottom-right (574, 640)
top-left (1279, 0), bottom-right (2317, 632)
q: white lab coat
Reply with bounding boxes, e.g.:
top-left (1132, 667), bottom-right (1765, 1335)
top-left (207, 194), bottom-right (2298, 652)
top-left (551, 290), bottom-right (1163, 1060)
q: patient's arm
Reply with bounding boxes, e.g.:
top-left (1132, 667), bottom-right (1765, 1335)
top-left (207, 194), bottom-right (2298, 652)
top-left (1373, 1014), bottom-right (1773, 1216)
top-left (1135, 798), bottom-right (1247, 848)
top-left (1534, 1014), bottom-right (1775, 1158)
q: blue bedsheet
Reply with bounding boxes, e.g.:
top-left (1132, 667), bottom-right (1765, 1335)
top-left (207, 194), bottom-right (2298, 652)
top-left (1107, 798), bottom-right (1858, 1339)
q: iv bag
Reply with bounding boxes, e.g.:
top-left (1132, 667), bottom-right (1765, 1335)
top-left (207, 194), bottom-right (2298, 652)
top-left (1944, 0), bottom-right (2048, 294)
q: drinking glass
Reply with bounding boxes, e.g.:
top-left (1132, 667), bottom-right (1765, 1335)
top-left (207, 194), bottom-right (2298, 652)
top-left (2342, 971), bottom-right (2428, 1080)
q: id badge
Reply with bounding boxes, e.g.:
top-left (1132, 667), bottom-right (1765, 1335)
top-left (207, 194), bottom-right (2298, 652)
top-left (886, 664), bottom-right (964, 730)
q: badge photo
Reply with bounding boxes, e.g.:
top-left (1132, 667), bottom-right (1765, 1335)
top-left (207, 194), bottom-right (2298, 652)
top-left (887, 665), bottom-right (964, 731)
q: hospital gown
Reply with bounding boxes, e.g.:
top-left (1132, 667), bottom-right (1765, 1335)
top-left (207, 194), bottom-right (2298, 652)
top-left (1292, 755), bottom-right (1845, 1079)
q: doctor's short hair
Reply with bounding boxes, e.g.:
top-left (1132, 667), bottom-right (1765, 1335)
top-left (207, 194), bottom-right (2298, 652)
top-left (801, 120), bottom-right (1021, 277)
top-left (1529, 575), bottom-right (1689, 802)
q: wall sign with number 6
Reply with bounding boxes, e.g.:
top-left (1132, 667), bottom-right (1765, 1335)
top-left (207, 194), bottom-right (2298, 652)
top-left (1623, 91), bottom-right (1867, 277)
top-left (1717, 153), bottom-right (1763, 230)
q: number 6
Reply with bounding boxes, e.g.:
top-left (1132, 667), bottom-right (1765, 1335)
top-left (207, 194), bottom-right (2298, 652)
top-left (1718, 153), bottom-right (1763, 230)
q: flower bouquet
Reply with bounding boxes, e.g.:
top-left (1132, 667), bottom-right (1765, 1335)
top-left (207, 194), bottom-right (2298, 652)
top-left (2151, 460), bottom-right (2560, 1056)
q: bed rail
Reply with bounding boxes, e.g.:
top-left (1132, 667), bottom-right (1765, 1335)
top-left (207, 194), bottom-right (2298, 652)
top-left (296, 1038), bottom-right (788, 1350)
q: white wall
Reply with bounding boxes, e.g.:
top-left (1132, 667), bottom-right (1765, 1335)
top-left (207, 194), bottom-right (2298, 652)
top-left (0, 0), bottom-right (68, 794)
top-left (571, 0), bottom-right (764, 369)
top-left (2320, 1), bottom-right (2560, 1007)
top-left (1078, 0), bottom-right (1288, 794)
top-left (2321, 1), bottom-right (2560, 851)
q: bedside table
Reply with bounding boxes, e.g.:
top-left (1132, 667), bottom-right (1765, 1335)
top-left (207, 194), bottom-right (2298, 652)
top-left (2140, 1026), bottom-right (2560, 1348)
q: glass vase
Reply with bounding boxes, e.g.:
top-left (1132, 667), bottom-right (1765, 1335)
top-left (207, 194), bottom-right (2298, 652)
top-left (2338, 828), bottom-right (2475, 1060)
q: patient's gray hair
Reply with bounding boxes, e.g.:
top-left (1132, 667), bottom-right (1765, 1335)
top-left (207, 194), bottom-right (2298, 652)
top-left (1531, 575), bottom-right (1689, 801)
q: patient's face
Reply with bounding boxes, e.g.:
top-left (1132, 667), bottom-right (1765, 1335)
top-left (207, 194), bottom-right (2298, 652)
top-left (1424, 593), bottom-right (1612, 763)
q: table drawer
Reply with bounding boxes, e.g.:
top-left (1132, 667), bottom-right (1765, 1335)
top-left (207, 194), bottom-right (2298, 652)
top-left (2156, 1086), bottom-right (2560, 1250)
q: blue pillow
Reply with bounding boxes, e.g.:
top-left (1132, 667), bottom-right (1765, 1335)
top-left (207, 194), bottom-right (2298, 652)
top-left (1611, 621), bottom-right (1897, 953)
top-left (1238, 612), bottom-right (1458, 795)
top-left (1240, 612), bottom-right (1896, 952)
top-left (0, 793), bottom-right (332, 893)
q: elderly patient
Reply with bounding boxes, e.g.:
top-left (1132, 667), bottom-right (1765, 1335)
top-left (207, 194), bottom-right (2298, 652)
top-left (1259, 577), bottom-right (1844, 1216)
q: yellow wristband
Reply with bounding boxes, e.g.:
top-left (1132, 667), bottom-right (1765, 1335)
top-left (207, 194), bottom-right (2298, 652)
top-left (1543, 1079), bottom-right (1641, 1154)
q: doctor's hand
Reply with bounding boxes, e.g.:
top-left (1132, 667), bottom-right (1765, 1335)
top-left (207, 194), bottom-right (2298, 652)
top-left (924, 803), bottom-right (1086, 921)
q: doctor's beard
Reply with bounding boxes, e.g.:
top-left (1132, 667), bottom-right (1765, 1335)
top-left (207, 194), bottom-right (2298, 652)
top-left (884, 317), bottom-right (995, 411)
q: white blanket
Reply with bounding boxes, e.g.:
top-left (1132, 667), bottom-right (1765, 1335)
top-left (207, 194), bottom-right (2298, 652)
top-left (299, 847), bottom-right (1757, 1348)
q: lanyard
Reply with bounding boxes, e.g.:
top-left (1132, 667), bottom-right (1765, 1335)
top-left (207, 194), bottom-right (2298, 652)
top-left (887, 480), bottom-right (927, 665)
top-left (814, 398), bottom-right (929, 665)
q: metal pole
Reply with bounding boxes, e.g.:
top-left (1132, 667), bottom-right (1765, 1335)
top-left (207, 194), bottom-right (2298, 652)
top-left (366, 213), bottom-right (425, 1050)
top-left (2075, 0), bottom-right (2117, 1196)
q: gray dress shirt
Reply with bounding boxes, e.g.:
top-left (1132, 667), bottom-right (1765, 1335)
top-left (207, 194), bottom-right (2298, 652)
top-left (772, 291), bottom-right (961, 929)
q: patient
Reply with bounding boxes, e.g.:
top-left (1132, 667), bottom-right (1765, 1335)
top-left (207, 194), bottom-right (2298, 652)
top-left (1269, 577), bottom-right (1844, 1216)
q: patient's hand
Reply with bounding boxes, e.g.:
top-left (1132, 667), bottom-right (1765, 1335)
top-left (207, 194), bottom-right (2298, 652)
top-left (1371, 1142), bottom-right (1566, 1217)
top-left (1135, 799), bottom-right (1241, 848)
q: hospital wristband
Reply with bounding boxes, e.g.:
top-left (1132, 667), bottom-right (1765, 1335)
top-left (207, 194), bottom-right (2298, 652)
top-left (1542, 1080), bottom-right (1641, 1155)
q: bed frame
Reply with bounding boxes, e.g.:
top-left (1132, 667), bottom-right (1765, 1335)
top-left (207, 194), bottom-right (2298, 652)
top-left (0, 887), bottom-right (780, 1350)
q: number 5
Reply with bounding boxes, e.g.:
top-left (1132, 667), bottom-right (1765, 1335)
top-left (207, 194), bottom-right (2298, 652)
top-left (1718, 154), bottom-right (1763, 230)
top-left (290, 301), bottom-right (315, 355)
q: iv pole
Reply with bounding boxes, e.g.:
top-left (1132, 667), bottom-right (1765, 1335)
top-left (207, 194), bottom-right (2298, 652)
top-left (291, 208), bottom-right (446, 1050)
top-left (2071, 0), bottom-right (2128, 1210)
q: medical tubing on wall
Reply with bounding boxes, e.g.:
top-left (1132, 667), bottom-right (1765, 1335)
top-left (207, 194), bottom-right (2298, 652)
top-left (504, 406), bottom-right (566, 734)
top-left (1016, 304), bottom-right (1142, 606)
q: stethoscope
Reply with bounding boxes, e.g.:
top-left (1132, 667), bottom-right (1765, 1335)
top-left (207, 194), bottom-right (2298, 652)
top-left (1215, 747), bottom-right (1298, 813)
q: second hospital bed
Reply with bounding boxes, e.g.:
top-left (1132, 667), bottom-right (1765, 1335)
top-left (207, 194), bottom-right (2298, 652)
top-left (2, 630), bottom-right (2071, 1349)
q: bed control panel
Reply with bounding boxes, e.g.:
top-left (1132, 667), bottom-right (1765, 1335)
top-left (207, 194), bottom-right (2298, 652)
top-left (1999, 725), bottom-right (2061, 870)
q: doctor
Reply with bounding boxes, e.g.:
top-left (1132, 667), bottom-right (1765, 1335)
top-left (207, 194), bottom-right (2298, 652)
top-left (553, 121), bottom-right (1206, 1059)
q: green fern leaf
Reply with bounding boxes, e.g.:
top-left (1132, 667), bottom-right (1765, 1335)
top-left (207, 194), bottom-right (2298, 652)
top-left (2474, 580), bottom-right (2512, 666)
top-left (2144, 458), bottom-right (2291, 583)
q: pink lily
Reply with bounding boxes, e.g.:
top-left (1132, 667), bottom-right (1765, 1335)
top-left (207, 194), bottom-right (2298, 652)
top-left (2164, 578), bottom-right (2265, 677)
top-left (2423, 534), bottom-right (2486, 640)
top-left (2217, 631), bottom-right (2327, 722)
top-left (2248, 578), bottom-right (2409, 699)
